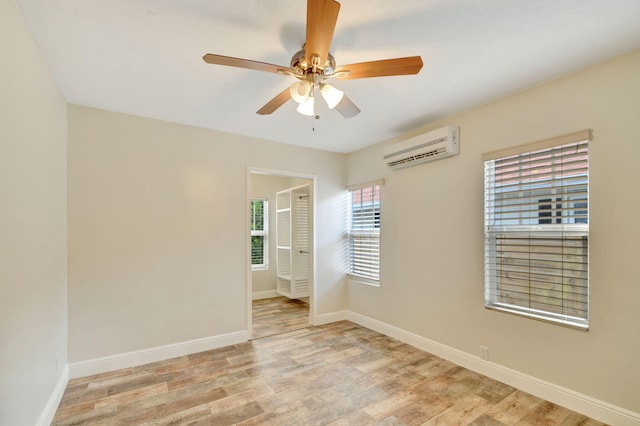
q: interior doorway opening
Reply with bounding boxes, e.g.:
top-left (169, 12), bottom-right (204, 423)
top-left (247, 169), bottom-right (315, 340)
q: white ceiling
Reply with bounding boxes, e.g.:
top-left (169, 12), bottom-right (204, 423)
top-left (15, 0), bottom-right (640, 153)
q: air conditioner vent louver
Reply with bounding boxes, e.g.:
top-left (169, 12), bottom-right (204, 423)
top-left (387, 147), bottom-right (447, 168)
top-left (383, 126), bottom-right (459, 170)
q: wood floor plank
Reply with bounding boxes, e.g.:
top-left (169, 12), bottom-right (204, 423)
top-left (363, 388), bottom-right (421, 419)
top-left (51, 298), bottom-right (607, 425)
top-left (390, 392), bottom-right (453, 425)
top-left (485, 390), bottom-right (546, 424)
top-left (422, 395), bottom-right (493, 425)
top-left (209, 400), bottom-right (265, 425)
top-left (252, 296), bottom-right (310, 339)
top-left (137, 403), bottom-right (213, 426)
top-left (115, 386), bottom-right (227, 424)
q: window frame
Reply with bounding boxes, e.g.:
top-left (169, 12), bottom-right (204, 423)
top-left (483, 130), bottom-right (591, 330)
top-left (250, 198), bottom-right (269, 270)
top-left (347, 180), bottom-right (384, 285)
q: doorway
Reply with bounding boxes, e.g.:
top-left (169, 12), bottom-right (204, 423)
top-left (247, 169), bottom-right (315, 339)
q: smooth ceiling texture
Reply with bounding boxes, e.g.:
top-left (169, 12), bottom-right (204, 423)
top-left (15, 0), bottom-right (640, 153)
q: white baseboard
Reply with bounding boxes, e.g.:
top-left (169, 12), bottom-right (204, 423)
top-left (252, 290), bottom-right (278, 300)
top-left (69, 330), bottom-right (249, 379)
top-left (345, 311), bottom-right (640, 426)
top-left (313, 310), bottom-right (348, 326)
top-left (36, 365), bottom-right (69, 426)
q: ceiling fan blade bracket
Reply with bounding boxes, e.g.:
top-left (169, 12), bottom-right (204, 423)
top-left (277, 68), bottom-right (297, 77)
top-left (311, 54), bottom-right (321, 69)
top-left (328, 70), bottom-right (351, 79)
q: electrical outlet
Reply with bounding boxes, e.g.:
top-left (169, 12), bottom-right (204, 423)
top-left (480, 346), bottom-right (489, 361)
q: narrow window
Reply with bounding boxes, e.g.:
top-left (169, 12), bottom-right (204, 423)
top-left (348, 182), bottom-right (382, 283)
top-left (483, 130), bottom-right (590, 329)
top-left (250, 199), bottom-right (268, 270)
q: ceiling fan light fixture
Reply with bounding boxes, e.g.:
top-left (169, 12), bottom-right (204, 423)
top-left (320, 83), bottom-right (344, 109)
top-left (290, 80), bottom-right (312, 104)
top-left (296, 93), bottom-right (315, 116)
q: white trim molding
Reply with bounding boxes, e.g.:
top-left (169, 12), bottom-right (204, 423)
top-left (68, 330), bottom-right (249, 379)
top-left (345, 311), bottom-right (640, 426)
top-left (252, 290), bottom-right (278, 300)
top-left (313, 310), bottom-right (348, 326)
top-left (36, 365), bottom-right (69, 426)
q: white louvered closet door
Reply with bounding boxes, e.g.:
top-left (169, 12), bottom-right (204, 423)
top-left (276, 184), bottom-right (310, 299)
top-left (292, 188), bottom-right (310, 298)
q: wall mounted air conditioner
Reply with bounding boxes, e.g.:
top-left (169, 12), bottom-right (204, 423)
top-left (383, 125), bottom-right (460, 170)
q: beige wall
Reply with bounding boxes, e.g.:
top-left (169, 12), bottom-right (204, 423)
top-left (0, 0), bottom-right (68, 424)
top-left (346, 50), bottom-right (640, 412)
top-left (67, 105), bottom-right (347, 362)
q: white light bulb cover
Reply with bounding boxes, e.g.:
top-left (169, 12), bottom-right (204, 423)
top-left (290, 80), bottom-right (311, 104)
top-left (296, 95), bottom-right (315, 116)
top-left (320, 84), bottom-right (344, 109)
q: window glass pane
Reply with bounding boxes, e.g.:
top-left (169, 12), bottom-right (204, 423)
top-left (250, 199), bottom-right (268, 267)
top-left (484, 139), bottom-right (589, 328)
top-left (349, 185), bottom-right (381, 281)
top-left (251, 235), bottom-right (264, 265)
top-left (251, 200), bottom-right (264, 231)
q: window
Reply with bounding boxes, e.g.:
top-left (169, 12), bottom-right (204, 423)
top-left (250, 199), bottom-right (268, 269)
top-left (483, 130), bottom-right (590, 329)
top-left (348, 181), bottom-right (383, 282)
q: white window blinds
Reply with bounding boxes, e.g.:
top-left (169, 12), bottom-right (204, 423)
top-left (348, 182), bottom-right (382, 282)
top-left (483, 130), bottom-right (590, 329)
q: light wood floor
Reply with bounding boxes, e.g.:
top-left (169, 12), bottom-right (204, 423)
top-left (53, 302), bottom-right (606, 425)
top-left (252, 297), bottom-right (310, 339)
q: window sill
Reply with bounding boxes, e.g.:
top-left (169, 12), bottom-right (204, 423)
top-left (348, 275), bottom-right (380, 287)
top-left (251, 265), bottom-right (268, 271)
top-left (485, 304), bottom-right (588, 331)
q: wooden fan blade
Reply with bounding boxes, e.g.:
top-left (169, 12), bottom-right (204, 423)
top-left (203, 54), bottom-right (293, 75)
top-left (305, 0), bottom-right (340, 68)
top-left (334, 56), bottom-right (423, 80)
top-left (335, 94), bottom-right (360, 118)
top-left (257, 87), bottom-right (292, 115)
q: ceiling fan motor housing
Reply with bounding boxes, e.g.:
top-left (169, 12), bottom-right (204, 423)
top-left (290, 47), bottom-right (336, 78)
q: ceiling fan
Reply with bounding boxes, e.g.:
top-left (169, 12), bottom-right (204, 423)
top-left (202, 0), bottom-right (423, 118)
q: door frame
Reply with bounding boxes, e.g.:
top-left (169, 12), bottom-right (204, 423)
top-left (246, 167), bottom-right (316, 339)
